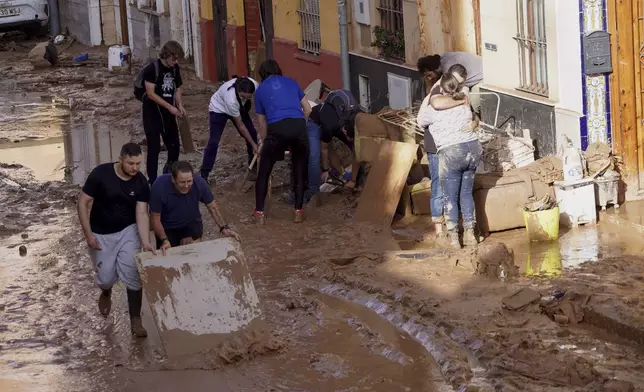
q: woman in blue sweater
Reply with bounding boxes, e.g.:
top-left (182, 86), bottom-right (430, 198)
top-left (252, 60), bottom-right (312, 224)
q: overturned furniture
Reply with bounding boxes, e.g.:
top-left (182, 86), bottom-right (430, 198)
top-left (136, 238), bottom-right (263, 357)
top-left (474, 161), bottom-right (556, 234)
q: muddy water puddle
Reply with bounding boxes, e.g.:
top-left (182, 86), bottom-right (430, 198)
top-left (0, 93), bottom-right (131, 184)
top-left (0, 222), bottom-right (85, 391)
top-left (392, 214), bottom-right (638, 278)
top-left (490, 224), bottom-right (632, 277)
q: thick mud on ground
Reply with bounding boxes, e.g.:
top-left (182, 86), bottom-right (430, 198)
top-left (2, 41), bottom-right (644, 391)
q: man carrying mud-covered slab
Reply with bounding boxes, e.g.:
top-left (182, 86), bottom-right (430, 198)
top-left (150, 161), bottom-right (241, 255)
top-left (77, 143), bottom-right (156, 338)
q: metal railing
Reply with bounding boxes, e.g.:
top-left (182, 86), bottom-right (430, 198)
top-left (471, 91), bottom-right (501, 130)
top-left (297, 0), bottom-right (321, 55)
top-left (513, 0), bottom-right (549, 97)
top-left (377, 0), bottom-right (404, 33)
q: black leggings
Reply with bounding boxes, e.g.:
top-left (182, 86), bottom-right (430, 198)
top-left (142, 103), bottom-right (180, 184)
top-left (256, 118), bottom-right (309, 211)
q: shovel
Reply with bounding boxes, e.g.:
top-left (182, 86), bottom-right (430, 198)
top-left (239, 153), bottom-right (259, 192)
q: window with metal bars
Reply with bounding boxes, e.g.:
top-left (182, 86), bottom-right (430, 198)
top-left (297, 0), bottom-right (321, 55)
top-left (376, 0), bottom-right (405, 60)
top-left (513, 0), bottom-right (549, 97)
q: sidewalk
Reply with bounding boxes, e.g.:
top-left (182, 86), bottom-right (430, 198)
top-left (601, 200), bottom-right (644, 234)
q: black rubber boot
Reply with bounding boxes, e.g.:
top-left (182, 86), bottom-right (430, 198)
top-left (98, 288), bottom-right (112, 316)
top-left (127, 289), bottom-right (147, 338)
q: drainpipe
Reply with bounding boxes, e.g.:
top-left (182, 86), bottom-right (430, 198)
top-left (338, 0), bottom-right (350, 90)
top-left (47, 0), bottom-right (60, 36)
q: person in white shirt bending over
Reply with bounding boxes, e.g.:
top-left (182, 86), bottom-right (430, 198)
top-left (418, 64), bottom-right (481, 249)
top-left (199, 76), bottom-right (260, 185)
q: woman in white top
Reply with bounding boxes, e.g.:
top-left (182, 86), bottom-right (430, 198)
top-left (417, 65), bottom-right (470, 243)
top-left (419, 67), bottom-right (481, 248)
top-left (199, 76), bottom-right (260, 183)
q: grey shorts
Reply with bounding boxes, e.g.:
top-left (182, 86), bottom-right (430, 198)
top-left (90, 224), bottom-right (142, 291)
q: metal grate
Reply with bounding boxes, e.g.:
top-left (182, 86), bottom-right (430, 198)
top-left (377, 105), bottom-right (425, 139)
top-left (377, 0), bottom-right (404, 34)
top-left (513, 0), bottom-right (549, 96)
top-left (297, 0), bottom-right (321, 55)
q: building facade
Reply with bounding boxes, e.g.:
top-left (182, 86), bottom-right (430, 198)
top-left (58, 0), bottom-right (204, 78)
top-left (58, 0), bottom-right (123, 47)
top-left (478, 0), bottom-right (585, 158)
top-left (478, 0), bottom-right (644, 201)
top-left (346, 0), bottom-right (480, 112)
top-left (271, 0), bottom-right (342, 89)
top-left (124, 0), bottom-right (203, 77)
top-left (55, 0), bottom-right (644, 201)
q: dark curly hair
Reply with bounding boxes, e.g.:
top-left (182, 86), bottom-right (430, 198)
top-left (417, 54), bottom-right (441, 73)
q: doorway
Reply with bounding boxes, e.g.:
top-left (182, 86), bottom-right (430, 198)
top-left (212, 0), bottom-right (228, 81)
top-left (607, 0), bottom-right (644, 197)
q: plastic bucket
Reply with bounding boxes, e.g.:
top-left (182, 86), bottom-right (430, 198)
top-left (522, 207), bottom-right (560, 242)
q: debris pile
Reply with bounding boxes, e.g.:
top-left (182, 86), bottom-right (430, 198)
top-left (523, 194), bottom-right (557, 212)
top-left (477, 126), bottom-right (535, 173)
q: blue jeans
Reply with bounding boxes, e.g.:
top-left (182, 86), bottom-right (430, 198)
top-left (427, 152), bottom-right (443, 223)
top-left (439, 140), bottom-right (482, 231)
top-left (200, 111), bottom-right (258, 178)
top-left (307, 119), bottom-right (322, 195)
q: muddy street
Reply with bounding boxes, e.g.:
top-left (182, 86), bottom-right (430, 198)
top-left (2, 42), bottom-right (644, 392)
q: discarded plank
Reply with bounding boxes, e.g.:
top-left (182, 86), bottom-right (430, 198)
top-left (354, 140), bottom-right (418, 227)
top-left (178, 116), bottom-right (196, 153)
top-left (136, 238), bottom-right (264, 358)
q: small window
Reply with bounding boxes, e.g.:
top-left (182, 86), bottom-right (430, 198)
top-left (514, 0), bottom-right (549, 96)
top-left (297, 0), bottom-right (321, 55)
top-left (375, 0), bottom-right (405, 61)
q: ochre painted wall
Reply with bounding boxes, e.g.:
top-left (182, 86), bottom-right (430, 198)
top-left (273, 0), bottom-right (340, 54)
top-left (320, 2), bottom-right (340, 53)
top-left (227, 0), bottom-right (245, 26)
top-left (199, 0), bottom-right (213, 20)
top-left (270, 0), bottom-right (342, 88)
top-left (273, 0), bottom-right (299, 43)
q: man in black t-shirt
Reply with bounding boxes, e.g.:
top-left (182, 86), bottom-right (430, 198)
top-left (141, 40), bottom-right (186, 185)
top-left (77, 143), bottom-right (156, 338)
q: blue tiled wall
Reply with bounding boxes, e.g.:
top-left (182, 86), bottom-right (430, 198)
top-left (579, 0), bottom-right (612, 150)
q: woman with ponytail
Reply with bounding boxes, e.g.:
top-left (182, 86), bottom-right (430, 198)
top-left (417, 64), bottom-right (481, 249)
top-left (199, 76), bottom-right (260, 184)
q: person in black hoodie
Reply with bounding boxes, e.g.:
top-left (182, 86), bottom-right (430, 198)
top-left (141, 40), bottom-right (186, 185)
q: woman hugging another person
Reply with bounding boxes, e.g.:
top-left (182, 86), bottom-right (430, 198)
top-left (418, 64), bottom-right (481, 249)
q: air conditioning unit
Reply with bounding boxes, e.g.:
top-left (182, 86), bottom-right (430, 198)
top-left (387, 73), bottom-right (411, 110)
top-left (354, 0), bottom-right (370, 25)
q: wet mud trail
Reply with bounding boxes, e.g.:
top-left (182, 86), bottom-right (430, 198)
top-left (2, 41), bottom-right (644, 391)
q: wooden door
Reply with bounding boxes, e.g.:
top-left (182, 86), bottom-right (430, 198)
top-left (608, 0), bottom-right (643, 196)
top-left (637, 0), bottom-right (644, 190)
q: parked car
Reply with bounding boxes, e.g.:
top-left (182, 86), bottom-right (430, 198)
top-left (0, 0), bottom-right (49, 36)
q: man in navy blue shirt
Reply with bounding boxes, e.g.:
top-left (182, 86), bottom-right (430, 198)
top-left (150, 161), bottom-right (240, 254)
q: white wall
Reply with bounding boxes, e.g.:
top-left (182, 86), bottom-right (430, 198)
top-left (88, 0), bottom-right (102, 45)
top-left (189, 0), bottom-right (203, 78)
top-left (480, 0), bottom-right (583, 149)
top-left (58, 0), bottom-right (92, 45)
